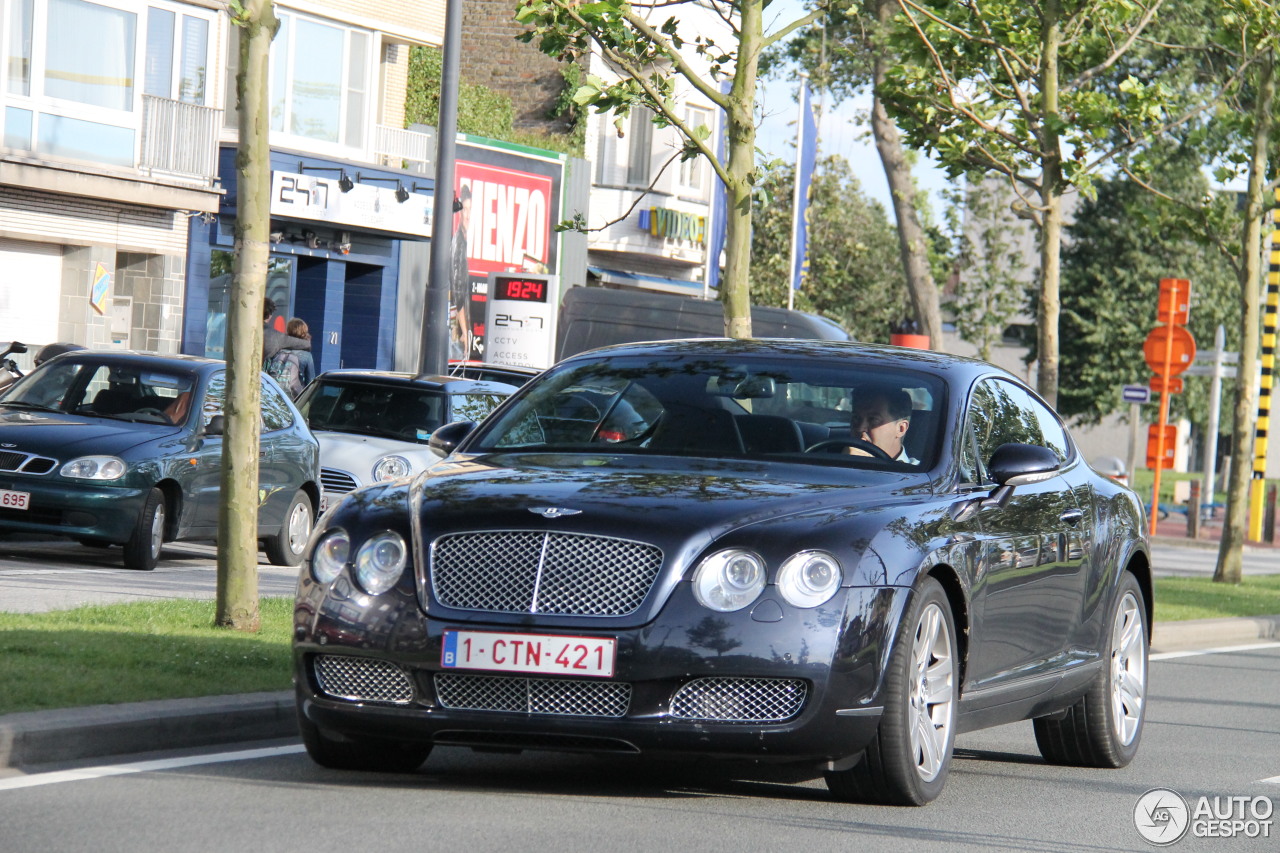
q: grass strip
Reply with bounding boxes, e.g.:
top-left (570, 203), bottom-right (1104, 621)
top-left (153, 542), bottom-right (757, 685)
top-left (1153, 573), bottom-right (1280, 622)
top-left (0, 597), bottom-right (293, 715)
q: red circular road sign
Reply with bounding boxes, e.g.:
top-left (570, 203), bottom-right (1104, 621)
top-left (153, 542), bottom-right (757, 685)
top-left (1143, 325), bottom-right (1196, 377)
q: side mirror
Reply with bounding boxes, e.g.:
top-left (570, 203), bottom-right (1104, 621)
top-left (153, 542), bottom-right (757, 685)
top-left (203, 414), bottom-right (225, 436)
top-left (429, 420), bottom-right (476, 455)
top-left (988, 442), bottom-right (1062, 486)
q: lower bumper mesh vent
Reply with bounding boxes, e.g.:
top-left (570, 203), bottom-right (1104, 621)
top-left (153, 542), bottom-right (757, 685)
top-left (435, 673), bottom-right (631, 717)
top-left (314, 655), bottom-right (414, 705)
top-left (670, 677), bottom-right (807, 723)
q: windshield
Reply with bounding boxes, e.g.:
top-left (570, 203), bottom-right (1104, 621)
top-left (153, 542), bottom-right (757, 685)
top-left (0, 358), bottom-right (197, 424)
top-left (297, 380), bottom-right (506, 444)
top-left (469, 353), bottom-right (946, 469)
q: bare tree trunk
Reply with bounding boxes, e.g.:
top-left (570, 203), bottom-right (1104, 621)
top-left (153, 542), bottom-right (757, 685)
top-left (721, 0), bottom-right (762, 340)
top-left (1035, 0), bottom-right (1063, 407)
top-left (1215, 52), bottom-right (1274, 584)
top-left (871, 0), bottom-right (943, 350)
top-left (217, 0), bottom-right (278, 631)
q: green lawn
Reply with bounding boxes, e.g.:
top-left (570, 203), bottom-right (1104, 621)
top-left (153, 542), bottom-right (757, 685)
top-left (1, 579), bottom-right (1277, 716)
top-left (0, 598), bottom-right (294, 715)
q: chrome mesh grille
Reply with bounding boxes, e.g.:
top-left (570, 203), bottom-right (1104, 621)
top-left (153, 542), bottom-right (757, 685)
top-left (320, 468), bottom-right (360, 493)
top-left (431, 531), bottom-right (662, 616)
top-left (314, 655), bottom-right (414, 705)
top-left (670, 677), bottom-right (808, 723)
top-left (435, 673), bottom-right (632, 717)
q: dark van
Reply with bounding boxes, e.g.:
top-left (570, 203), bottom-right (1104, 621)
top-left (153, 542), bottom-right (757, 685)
top-left (556, 286), bottom-right (850, 360)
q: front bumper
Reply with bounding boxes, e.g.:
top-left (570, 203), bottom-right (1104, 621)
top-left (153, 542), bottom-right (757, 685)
top-left (0, 477), bottom-right (149, 543)
top-left (292, 580), bottom-right (908, 766)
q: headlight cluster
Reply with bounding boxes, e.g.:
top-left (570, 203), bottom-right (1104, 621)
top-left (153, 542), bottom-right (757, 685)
top-left (60, 456), bottom-right (126, 480)
top-left (372, 455), bottom-right (411, 482)
top-left (692, 548), bottom-right (842, 612)
top-left (309, 528), bottom-right (408, 595)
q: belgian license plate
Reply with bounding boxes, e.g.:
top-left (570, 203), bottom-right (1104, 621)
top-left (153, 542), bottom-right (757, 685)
top-left (441, 630), bottom-right (616, 678)
top-left (0, 489), bottom-right (30, 510)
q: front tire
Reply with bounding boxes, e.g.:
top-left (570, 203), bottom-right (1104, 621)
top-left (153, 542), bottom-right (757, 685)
top-left (123, 488), bottom-right (166, 571)
top-left (1034, 572), bottom-right (1147, 767)
top-left (297, 708), bottom-right (431, 773)
top-left (265, 490), bottom-right (313, 567)
top-left (826, 576), bottom-right (958, 805)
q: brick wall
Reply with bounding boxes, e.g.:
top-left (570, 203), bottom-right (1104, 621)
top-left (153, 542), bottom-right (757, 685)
top-left (459, 0), bottom-right (572, 134)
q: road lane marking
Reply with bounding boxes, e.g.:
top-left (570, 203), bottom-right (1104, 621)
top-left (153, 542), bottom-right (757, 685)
top-left (1150, 642), bottom-right (1280, 661)
top-left (0, 744), bottom-right (305, 791)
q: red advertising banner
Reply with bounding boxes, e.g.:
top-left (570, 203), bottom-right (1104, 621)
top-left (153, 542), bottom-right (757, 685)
top-left (455, 161), bottom-right (554, 276)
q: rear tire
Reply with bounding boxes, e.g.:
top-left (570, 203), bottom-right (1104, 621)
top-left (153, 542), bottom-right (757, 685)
top-left (265, 490), bottom-right (313, 567)
top-left (123, 488), bottom-right (166, 571)
top-left (1034, 572), bottom-right (1147, 767)
top-left (297, 708), bottom-right (430, 773)
top-left (826, 576), bottom-right (957, 805)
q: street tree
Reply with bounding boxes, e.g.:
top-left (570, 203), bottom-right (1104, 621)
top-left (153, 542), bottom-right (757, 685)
top-left (751, 156), bottom-right (911, 341)
top-left (217, 0), bottom-right (279, 631)
top-left (1055, 150), bottom-right (1240, 436)
top-left (515, 0), bottom-right (829, 338)
top-left (878, 0), bottom-right (1199, 406)
top-left (772, 0), bottom-right (944, 349)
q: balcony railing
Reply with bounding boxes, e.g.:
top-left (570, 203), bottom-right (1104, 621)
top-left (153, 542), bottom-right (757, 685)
top-left (139, 95), bottom-right (222, 187)
top-left (373, 124), bottom-right (435, 174)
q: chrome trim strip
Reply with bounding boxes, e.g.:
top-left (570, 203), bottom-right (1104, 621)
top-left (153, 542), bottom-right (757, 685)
top-left (835, 706), bottom-right (883, 717)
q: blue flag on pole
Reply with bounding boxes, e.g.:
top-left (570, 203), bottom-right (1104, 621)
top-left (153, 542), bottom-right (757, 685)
top-left (705, 81), bottom-right (732, 295)
top-left (790, 79), bottom-right (818, 293)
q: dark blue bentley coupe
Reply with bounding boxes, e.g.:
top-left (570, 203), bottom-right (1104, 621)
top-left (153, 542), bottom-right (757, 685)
top-left (0, 350), bottom-right (319, 570)
top-left (292, 339), bottom-right (1151, 805)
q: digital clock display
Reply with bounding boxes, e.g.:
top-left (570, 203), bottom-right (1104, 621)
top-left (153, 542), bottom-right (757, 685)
top-left (495, 276), bottom-right (549, 303)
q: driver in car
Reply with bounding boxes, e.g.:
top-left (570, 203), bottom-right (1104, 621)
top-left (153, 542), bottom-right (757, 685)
top-left (847, 386), bottom-right (919, 464)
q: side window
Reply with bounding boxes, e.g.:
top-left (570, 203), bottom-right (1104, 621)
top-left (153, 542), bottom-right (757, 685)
top-left (449, 393), bottom-right (506, 424)
top-left (201, 372), bottom-right (227, 426)
top-left (262, 380), bottom-right (295, 431)
top-left (970, 379), bottom-right (1070, 468)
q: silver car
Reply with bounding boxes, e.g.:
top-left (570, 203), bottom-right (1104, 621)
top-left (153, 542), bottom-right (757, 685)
top-left (293, 371), bottom-right (515, 512)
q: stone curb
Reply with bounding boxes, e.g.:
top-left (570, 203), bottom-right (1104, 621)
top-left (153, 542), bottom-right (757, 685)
top-left (2, 614), bottom-right (1278, 771)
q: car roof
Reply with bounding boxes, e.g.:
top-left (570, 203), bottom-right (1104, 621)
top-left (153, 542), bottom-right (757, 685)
top-left (50, 350), bottom-right (222, 372)
top-left (312, 369), bottom-right (518, 394)
top-left (448, 360), bottom-right (541, 376)
top-left (559, 338), bottom-right (1014, 385)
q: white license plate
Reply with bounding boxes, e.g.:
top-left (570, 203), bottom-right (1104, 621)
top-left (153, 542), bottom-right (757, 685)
top-left (441, 630), bottom-right (616, 678)
top-left (0, 489), bottom-right (30, 510)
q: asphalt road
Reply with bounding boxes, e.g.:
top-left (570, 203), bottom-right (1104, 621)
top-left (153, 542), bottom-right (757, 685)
top-left (1, 644), bottom-right (1276, 853)
top-left (1, 535), bottom-right (1275, 615)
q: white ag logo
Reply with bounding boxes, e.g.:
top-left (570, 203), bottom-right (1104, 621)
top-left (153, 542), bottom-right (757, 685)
top-left (1135, 788), bottom-right (1191, 845)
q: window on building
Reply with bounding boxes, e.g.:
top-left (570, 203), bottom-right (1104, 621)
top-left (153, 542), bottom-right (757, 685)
top-left (0, 0), bottom-right (214, 167)
top-left (263, 11), bottom-right (371, 152)
top-left (626, 108), bottom-right (653, 186)
top-left (678, 105), bottom-right (711, 193)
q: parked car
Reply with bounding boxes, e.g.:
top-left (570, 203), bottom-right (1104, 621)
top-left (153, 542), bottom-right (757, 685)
top-left (447, 360), bottom-right (541, 386)
top-left (292, 371), bottom-right (516, 513)
top-left (292, 339), bottom-right (1151, 805)
top-left (0, 350), bottom-right (319, 570)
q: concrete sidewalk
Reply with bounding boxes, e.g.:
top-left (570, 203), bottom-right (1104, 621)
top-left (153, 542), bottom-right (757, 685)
top-left (3, 615), bottom-right (1278, 772)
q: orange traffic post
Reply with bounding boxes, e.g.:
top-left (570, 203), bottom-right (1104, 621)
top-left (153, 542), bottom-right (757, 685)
top-left (1144, 279), bottom-right (1195, 538)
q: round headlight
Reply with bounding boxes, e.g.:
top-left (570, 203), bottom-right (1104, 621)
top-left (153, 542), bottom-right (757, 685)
top-left (692, 549), bottom-right (765, 612)
top-left (354, 531), bottom-right (408, 595)
top-left (372, 455), bottom-right (412, 482)
top-left (60, 456), bottom-right (126, 480)
top-left (777, 550), bottom-right (842, 608)
top-left (311, 529), bottom-right (350, 584)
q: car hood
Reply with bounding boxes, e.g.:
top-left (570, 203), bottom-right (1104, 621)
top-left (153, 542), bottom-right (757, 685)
top-left (0, 408), bottom-right (180, 458)
top-left (316, 430), bottom-right (440, 473)
top-left (404, 451), bottom-right (929, 547)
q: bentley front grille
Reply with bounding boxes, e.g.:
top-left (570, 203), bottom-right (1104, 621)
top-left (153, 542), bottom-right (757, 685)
top-left (670, 677), bottom-right (808, 723)
top-left (320, 469), bottom-right (360, 493)
top-left (431, 531), bottom-right (662, 617)
top-left (435, 673), bottom-right (632, 718)
top-left (313, 655), bottom-right (414, 705)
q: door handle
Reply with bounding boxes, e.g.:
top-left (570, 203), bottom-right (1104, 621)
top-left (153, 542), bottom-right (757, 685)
top-left (1059, 508), bottom-right (1084, 526)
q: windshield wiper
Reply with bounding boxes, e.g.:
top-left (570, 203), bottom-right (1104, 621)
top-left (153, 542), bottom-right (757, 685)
top-left (0, 401), bottom-right (59, 412)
